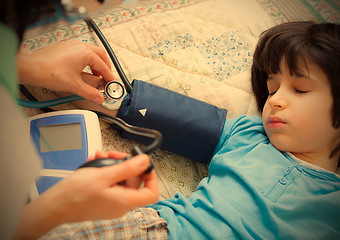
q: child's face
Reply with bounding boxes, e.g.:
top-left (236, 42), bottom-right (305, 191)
top-left (262, 58), bottom-right (340, 167)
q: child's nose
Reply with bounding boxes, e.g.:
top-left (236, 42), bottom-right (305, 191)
top-left (269, 90), bottom-right (287, 110)
top-left (273, 103), bottom-right (285, 109)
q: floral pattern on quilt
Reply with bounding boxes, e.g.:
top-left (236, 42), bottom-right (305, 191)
top-left (149, 32), bottom-right (252, 82)
top-left (258, 0), bottom-right (340, 24)
top-left (22, 0), bottom-right (207, 50)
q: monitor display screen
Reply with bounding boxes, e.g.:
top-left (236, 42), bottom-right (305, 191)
top-left (39, 123), bottom-right (82, 152)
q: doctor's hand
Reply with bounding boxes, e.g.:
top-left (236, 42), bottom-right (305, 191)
top-left (17, 40), bottom-right (115, 104)
top-left (14, 151), bottom-right (158, 240)
top-left (53, 151), bottom-right (159, 221)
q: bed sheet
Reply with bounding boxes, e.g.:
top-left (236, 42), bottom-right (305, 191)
top-left (21, 0), bottom-right (340, 199)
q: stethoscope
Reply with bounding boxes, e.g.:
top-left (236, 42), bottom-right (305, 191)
top-left (18, 16), bottom-right (162, 168)
top-left (85, 17), bottom-right (131, 111)
top-left (19, 18), bottom-right (131, 111)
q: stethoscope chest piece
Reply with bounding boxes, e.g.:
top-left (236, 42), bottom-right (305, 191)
top-left (97, 81), bottom-right (126, 110)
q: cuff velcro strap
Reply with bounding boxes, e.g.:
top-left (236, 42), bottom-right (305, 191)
top-left (116, 80), bottom-right (227, 163)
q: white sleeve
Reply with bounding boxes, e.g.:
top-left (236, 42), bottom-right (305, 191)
top-left (0, 85), bottom-right (41, 240)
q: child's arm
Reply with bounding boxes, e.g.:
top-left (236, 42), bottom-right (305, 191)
top-left (116, 80), bottom-right (228, 163)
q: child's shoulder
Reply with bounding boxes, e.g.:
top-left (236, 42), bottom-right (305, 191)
top-left (213, 114), bottom-right (271, 160)
top-left (226, 115), bottom-right (264, 132)
top-left (217, 115), bottom-right (267, 148)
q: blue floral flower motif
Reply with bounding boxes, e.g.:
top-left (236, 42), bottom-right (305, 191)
top-left (148, 31), bottom-right (253, 81)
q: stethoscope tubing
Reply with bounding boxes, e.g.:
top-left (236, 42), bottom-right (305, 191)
top-left (19, 17), bottom-right (132, 109)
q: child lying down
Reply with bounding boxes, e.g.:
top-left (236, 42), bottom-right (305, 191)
top-left (41, 21), bottom-right (340, 239)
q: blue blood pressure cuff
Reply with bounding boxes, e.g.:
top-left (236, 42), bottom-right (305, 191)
top-left (116, 80), bottom-right (227, 163)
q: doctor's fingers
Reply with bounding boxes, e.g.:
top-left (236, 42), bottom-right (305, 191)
top-left (59, 39), bottom-right (111, 71)
top-left (77, 72), bottom-right (107, 103)
top-left (72, 76), bottom-right (104, 104)
top-left (100, 154), bottom-right (152, 185)
top-left (85, 44), bottom-right (115, 82)
top-left (107, 184), bottom-right (159, 208)
top-left (105, 171), bottom-right (159, 207)
top-left (87, 150), bottom-right (130, 161)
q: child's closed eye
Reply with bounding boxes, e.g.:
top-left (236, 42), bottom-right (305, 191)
top-left (295, 89), bottom-right (309, 94)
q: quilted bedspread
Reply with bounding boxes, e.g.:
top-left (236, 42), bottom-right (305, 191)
top-left (21, 0), bottom-right (340, 199)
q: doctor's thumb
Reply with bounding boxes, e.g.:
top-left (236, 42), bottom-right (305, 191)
top-left (104, 155), bottom-right (152, 183)
top-left (78, 72), bottom-right (105, 104)
top-left (77, 82), bottom-right (104, 104)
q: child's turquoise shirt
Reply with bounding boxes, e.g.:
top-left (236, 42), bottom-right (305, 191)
top-left (150, 115), bottom-right (340, 239)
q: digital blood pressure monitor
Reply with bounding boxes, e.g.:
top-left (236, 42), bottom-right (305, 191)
top-left (29, 110), bottom-right (103, 170)
top-left (28, 110), bottom-right (103, 198)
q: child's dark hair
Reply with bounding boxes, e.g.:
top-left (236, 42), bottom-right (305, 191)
top-left (251, 21), bottom-right (340, 162)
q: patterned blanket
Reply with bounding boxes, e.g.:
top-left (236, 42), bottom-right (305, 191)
top-left (21, 0), bottom-right (340, 199)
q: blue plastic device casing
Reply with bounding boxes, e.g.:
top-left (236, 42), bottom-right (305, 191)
top-left (30, 114), bottom-right (88, 171)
